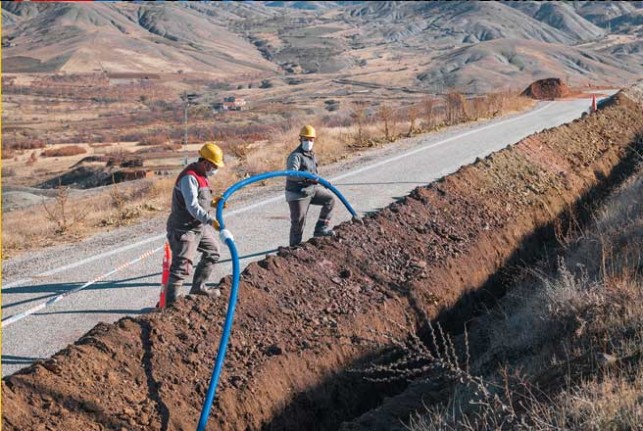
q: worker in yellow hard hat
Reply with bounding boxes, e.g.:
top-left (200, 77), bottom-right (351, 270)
top-left (284, 125), bottom-right (336, 246)
top-left (165, 142), bottom-right (225, 305)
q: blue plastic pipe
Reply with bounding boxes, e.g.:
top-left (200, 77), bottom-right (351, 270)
top-left (196, 170), bottom-right (357, 431)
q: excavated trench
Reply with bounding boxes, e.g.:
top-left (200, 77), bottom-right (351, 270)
top-left (3, 86), bottom-right (643, 431)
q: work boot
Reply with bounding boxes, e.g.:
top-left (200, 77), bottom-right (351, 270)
top-left (165, 280), bottom-right (182, 307)
top-left (190, 261), bottom-right (220, 297)
top-left (189, 286), bottom-right (222, 298)
top-left (314, 226), bottom-right (336, 238)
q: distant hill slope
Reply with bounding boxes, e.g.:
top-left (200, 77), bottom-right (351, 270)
top-left (1, 2), bottom-right (278, 75)
top-left (573, 1), bottom-right (643, 28)
top-left (510, 1), bottom-right (605, 42)
top-left (349, 1), bottom-right (577, 44)
top-left (2, 1), bottom-right (640, 90)
top-left (416, 39), bottom-right (639, 92)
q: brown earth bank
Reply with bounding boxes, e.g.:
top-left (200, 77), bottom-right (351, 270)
top-left (3, 86), bottom-right (643, 431)
top-left (521, 77), bottom-right (572, 100)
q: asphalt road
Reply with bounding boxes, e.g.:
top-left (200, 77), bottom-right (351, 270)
top-left (1, 96), bottom-right (604, 376)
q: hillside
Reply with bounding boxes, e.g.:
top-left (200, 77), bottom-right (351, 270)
top-left (415, 38), bottom-right (639, 92)
top-left (2, 1), bottom-right (641, 90)
top-left (349, 1), bottom-right (578, 45)
top-left (1, 2), bottom-right (277, 75)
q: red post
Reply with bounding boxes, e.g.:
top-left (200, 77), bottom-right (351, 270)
top-left (591, 94), bottom-right (597, 112)
top-left (159, 242), bottom-right (171, 308)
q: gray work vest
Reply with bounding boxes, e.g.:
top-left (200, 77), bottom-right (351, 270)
top-left (285, 146), bottom-right (317, 201)
top-left (167, 163), bottom-right (213, 231)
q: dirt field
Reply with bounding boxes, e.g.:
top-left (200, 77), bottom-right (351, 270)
top-left (2, 87), bottom-right (642, 430)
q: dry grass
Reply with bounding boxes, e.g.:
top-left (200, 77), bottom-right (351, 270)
top-left (234, 92), bottom-right (533, 176)
top-left (1, 179), bottom-right (170, 258)
top-left (0, 161), bottom-right (247, 258)
top-left (406, 162), bottom-right (643, 431)
top-left (41, 145), bottom-right (87, 158)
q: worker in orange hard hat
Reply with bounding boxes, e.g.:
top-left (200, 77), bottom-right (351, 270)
top-left (165, 142), bottom-right (226, 305)
top-left (284, 125), bottom-right (336, 246)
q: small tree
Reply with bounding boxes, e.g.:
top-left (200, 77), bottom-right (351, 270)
top-left (378, 104), bottom-right (397, 142)
top-left (423, 97), bottom-right (435, 130)
top-left (407, 104), bottom-right (418, 136)
top-left (445, 91), bottom-right (466, 125)
top-left (26, 151), bottom-right (38, 166)
top-left (42, 186), bottom-right (87, 234)
top-left (350, 101), bottom-right (368, 147)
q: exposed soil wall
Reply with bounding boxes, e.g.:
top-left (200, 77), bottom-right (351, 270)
top-left (3, 88), bottom-right (643, 431)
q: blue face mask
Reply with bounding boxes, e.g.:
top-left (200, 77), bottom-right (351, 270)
top-left (302, 140), bottom-right (314, 152)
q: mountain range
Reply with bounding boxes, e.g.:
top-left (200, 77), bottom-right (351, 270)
top-left (2, 1), bottom-right (641, 92)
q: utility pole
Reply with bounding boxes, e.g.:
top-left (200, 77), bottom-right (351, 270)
top-left (181, 92), bottom-right (200, 166)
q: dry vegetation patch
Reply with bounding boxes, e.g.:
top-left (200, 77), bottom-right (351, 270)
top-left (404, 161), bottom-right (643, 431)
top-left (41, 145), bottom-right (87, 158)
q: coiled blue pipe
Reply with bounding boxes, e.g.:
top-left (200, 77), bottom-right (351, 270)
top-left (197, 170), bottom-right (357, 431)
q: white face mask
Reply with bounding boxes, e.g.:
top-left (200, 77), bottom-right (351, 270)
top-left (207, 168), bottom-right (218, 177)
top-left (301, 140), bottom-right (314, 152)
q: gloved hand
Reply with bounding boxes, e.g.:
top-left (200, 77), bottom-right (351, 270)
top-left (304, 178), bottom-right (319, 185)
top-left (211, 194), bottom-right (228, 209)
top-left (211, 219), bottom-right (221, 231)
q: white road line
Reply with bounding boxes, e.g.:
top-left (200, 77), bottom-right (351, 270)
top-left (1, 101), bottom-right (559, 290)
top-left (2, 236), bottom-right (163, 289)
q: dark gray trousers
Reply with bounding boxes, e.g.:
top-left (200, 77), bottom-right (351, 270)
top-left (166, 226), bottom-right (221, 303)
top-left (288, 187), bottom-right (335, 246)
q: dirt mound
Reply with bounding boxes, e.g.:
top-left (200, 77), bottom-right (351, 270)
top-left (38, 166), bottom-right (153, 189)
top-left (3, 90), bottom-right (643, 430)
top-left (521, 77), bottom-right (572, 99)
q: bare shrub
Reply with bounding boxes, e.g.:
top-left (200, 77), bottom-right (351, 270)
top-left (406, 104), bottom-right (419, 136)
top-left (423, 97), bottom-right (435, 130)
top-left (350, 101), bottom-right (370, 147)
top-left (227, 140), bottom-right (254, 159)
top-left (378, 104), bottom-right (398, 142)
top-left (42, 145), bottom-right (87, 157)
top-left (353, 317), bottom-right (516, 429)
top-left (42, 187), bottom-right (88, 234)
top-left (2, 166), bottom-right (16, 177)
top-left (315, 127), bottom-right (350, 164)
top-left (242, 144), bottom-right (283, 176)
top-left (445, 91), bottom-right (467, 125)
top-left (26, 151), bottom-right (38, 166)
top-left (467, 96), bottom-right (489, 121)
top-left (486, 91), bottom-right (532, 116)
top-left (107, 182), bottom-right (142, 225)
top-left (407, 163), bottom-right (643, 431)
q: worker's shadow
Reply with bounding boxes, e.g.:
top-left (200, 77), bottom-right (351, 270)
top-left (2, 354), bottom-right (46, 366)
top-left (1, 272), bottom-right (161, 311)
top-left (1, 247), bottom-right (282, 316)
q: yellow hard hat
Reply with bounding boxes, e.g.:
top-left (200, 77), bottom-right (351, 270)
top-left (299, 125), bottom-right (316, 138)
top-left (199, 142), bottom-right (225, 168)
